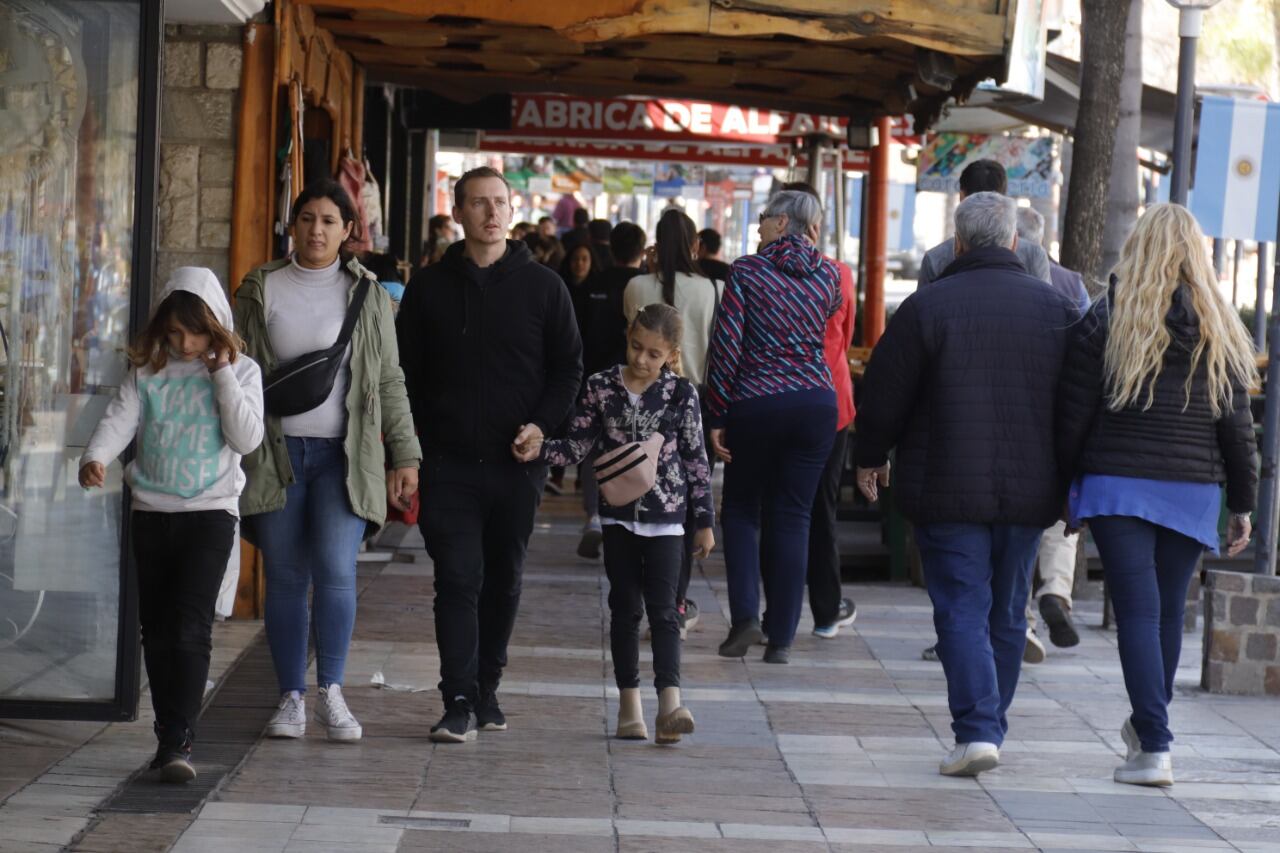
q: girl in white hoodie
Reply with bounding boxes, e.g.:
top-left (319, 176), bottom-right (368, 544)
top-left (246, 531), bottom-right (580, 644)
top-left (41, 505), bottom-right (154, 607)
top-left (79, 267), bottom-right (264, 783)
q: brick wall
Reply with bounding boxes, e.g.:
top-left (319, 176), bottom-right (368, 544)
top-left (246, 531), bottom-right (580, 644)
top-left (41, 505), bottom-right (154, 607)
top-left (1201, 570), bottom-right (1280, 696)
top-left (156, 24), bottom-right (242, 297)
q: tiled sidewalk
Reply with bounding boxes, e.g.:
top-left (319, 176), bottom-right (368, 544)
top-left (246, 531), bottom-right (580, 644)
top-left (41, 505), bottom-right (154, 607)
top-left (7, 491), bottom-right (1280, 852)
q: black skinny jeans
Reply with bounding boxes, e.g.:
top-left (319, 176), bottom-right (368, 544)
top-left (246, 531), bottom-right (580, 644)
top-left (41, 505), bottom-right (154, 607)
top-left (603, 526), bottom-right (683, 690)
top-left (133, 509), bottom-right (238, 742)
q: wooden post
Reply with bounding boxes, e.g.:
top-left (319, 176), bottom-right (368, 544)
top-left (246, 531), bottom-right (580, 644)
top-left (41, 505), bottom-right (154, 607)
top-left (863, 116), bottom-right (891, 347)
top-left (230, 23), bottom-right (276, 291)
top-left (228, 22), bottom-right (277, 619)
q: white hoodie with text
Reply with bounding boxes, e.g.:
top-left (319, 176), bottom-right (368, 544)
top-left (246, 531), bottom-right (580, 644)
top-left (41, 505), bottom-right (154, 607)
top-left (81, 267), bottom-right (264, 515)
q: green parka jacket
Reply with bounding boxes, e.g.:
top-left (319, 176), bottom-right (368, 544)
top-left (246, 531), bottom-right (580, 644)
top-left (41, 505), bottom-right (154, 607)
top-left (233, 256), bottom-right (421, 532)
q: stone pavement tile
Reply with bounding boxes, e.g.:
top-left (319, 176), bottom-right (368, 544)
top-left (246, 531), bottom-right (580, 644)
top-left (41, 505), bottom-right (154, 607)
top-left (614, 819), bottom-right (721, 838)
top-left (284, 843), bottom-right (399, 853)
top-left (289, 822), bottom-right (404, 844)
top-left (506, 816), bottom-right (613, 836)
top-left (302, 807), bottom-right (410, 825)
top-left (719, 822), bottom-right (825, 842)
top-left (71, 813), bottom-right (192, 853)
top-left (170, 838), bottom-right (286, 853)
top-left (201, 802), bottom-right (307, 822)
top-left (1, 813), bottom-right (91, 845)
top-left (0, 843), bottom-right (62, 853)
top-left (621, 839), bottom-right (819, 853)
top-left (925, 830), bottom-right (1036, 848)
top-left (397, 831), bottom-right (611, 852)
top-left (1025, 832), bottom-right (1138, 850)
top-left (181, 818), bottom-right (297, 843)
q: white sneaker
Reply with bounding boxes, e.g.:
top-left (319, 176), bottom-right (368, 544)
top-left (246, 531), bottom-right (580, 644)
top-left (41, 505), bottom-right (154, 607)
top-left (939, 741), bottom-right (1000, 777)
top-left (1114, 750), bottom-right (1173, 787)
top-left (1023, 628), bottom-right (1046, 664)
top-left (266, 691), bottom-right (305, 738)
top-left (316, 684), bottom-right (363, 742)
top-left (1120, 717), bottom-right (1140, 761)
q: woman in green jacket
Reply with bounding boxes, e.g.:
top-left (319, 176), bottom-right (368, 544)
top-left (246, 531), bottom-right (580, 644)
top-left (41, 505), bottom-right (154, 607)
top-left (235, 179), bottom-right (421, 744)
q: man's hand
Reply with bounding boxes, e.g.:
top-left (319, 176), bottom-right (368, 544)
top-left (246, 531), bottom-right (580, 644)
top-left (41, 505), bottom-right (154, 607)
top-left (856, 463), bottom-right (890, 503)
top-left (386, 466), bottom-right (419, 511)
top-left (1226, 512), bottom-right (1252, 558)
top-left (512, 423), bottom-right (544, 462)
top-left (79, 461), bottom-right (105, 489)
top-left (709, 428), bottom-right (731, 463)
top-left (693, 527), bottom-right (715, 559)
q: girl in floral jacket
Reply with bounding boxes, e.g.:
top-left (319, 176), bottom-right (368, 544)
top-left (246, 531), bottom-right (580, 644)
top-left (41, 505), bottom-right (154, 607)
top-left (515, 304), bottom-right (714, 744)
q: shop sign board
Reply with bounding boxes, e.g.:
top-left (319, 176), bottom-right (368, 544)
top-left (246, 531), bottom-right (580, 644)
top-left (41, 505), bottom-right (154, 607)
top-left (480, 135), bottom-right (871, 171)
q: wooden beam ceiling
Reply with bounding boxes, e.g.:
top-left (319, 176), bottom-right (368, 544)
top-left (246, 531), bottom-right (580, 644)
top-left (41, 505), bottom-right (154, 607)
top-left (303, 0), bottom-right (1013, 123)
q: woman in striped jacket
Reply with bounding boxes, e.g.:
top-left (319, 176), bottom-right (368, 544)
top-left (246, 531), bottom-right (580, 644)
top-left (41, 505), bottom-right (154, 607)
top-left (705, 190), bottom-right (842, 664)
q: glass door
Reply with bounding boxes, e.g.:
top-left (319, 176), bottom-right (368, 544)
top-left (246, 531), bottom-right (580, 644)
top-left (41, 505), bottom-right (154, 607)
top-left (0, 0), bottom-right (160, 720)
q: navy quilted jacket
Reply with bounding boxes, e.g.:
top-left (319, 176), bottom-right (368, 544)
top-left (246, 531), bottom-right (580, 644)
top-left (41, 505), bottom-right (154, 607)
top-left (854, 246), bottom-right (1078, 527)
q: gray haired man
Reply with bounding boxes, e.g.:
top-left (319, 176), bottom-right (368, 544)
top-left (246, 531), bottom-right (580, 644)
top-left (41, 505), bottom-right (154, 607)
top-left (854, 192), bottom-right (1077, 777)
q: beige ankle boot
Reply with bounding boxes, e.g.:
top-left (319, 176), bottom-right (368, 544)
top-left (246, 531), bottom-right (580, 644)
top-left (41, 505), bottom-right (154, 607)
top-left (616, 688), bottom-right (648, 740)
top-left (655, 686), bottom-right (695, 745)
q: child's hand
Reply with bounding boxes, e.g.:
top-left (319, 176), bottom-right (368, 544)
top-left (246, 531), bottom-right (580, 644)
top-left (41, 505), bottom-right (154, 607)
top-left (201, 347), bottom-right (231, 373)
top-left (693, 527), bottom-right (715, 559)
top-left (79, 462), bottom-right (105, 489)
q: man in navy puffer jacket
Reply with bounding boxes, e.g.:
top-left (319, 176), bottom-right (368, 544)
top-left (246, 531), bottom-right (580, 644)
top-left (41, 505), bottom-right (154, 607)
top-left (854, 192), bottom-right (1077, 778)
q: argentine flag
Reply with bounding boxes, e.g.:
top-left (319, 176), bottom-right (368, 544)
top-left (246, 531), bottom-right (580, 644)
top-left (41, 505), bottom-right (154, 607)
top-left (847, 178), bottom-right (917, 251)
top-left (1189, 95), bottom-right (1280, 242)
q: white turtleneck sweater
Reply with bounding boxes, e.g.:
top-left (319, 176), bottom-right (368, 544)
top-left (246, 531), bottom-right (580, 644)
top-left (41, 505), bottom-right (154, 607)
top-left (265, 257), bottom-right (352, 438)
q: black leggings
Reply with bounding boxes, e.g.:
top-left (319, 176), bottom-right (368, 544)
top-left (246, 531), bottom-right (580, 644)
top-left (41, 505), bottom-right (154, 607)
top-left (603, 526), bottom-right (682, 690)
top-left (133, 510), bottom-right (238, 741)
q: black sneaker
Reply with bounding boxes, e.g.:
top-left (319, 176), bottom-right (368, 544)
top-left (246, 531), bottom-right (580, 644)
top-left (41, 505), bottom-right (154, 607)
top-left (475, 690), bottom-right (508, 732)
top-left (150, 724), bottom-right (196, 784)
top-left (429, 697), bottom-right (477, 743)
top-left (1039, 594), bottom-right (1081, 648)
top-left (763, 644), bottom-right (791, 664)
top-left (718, 619), bottom-right (764, 658)
top-left (813, 598), bottom-right (858, 639)
top-left (922, 644), bottom-right (939, 662)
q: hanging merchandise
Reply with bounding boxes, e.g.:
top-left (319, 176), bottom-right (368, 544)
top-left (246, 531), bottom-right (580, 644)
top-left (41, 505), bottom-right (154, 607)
top-left (360, 157), bottom-right (386, 251)
top-left (338, 154), bottom-right (372, 252)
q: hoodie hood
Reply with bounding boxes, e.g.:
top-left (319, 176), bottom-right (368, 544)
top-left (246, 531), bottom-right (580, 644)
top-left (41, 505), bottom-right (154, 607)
top-left (442, 238), bottom-right (536, 286)
top-left (160, 266), bottom-right (234, 331)
top-left (760, 233), bottom-right (826, 278)
top-left (1166, 284), bottom-right (1201, 345)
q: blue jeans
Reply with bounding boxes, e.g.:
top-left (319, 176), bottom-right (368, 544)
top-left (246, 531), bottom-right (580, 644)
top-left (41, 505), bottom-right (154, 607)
top-left (255, 437), bottom-right (367, 694)
top-left (722, 390), bottom-right (836, 648)
top-left (914, 522), bottom-right (1042, 746)
top-left (1088, 515), bottom-right (1203, 753)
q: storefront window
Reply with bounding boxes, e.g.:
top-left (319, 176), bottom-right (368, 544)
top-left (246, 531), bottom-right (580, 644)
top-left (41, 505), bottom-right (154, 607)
top-left (0, 1), bottom-right (144, 704)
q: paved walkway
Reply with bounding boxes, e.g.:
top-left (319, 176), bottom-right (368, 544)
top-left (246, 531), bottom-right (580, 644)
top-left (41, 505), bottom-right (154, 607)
top-left (5, 492), bottom-right (1280, 852)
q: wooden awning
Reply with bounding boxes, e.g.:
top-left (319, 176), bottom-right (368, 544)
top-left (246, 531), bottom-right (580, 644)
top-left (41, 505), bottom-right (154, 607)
top-left (302, 1), bottom-right (1021, 130)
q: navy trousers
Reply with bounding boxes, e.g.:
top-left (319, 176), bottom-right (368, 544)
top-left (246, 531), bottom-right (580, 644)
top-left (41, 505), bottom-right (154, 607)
top-left (914, 522), bottom-right (1042, 746)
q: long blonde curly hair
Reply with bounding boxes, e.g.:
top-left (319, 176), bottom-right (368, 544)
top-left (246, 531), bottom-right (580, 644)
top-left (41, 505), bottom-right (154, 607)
top-left (1105, 203), bottom-right (1258, 417)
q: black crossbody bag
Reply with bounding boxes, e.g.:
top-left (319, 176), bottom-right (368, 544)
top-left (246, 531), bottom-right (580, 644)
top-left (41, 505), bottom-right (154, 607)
top-left (262, 278), bottom-right (370, 417)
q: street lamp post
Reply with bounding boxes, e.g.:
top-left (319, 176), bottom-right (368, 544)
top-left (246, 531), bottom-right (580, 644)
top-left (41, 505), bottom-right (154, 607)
top-left (1167, 0), bottom-right (1221, 205)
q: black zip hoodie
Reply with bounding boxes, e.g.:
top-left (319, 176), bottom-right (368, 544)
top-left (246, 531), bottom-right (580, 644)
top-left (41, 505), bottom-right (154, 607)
top-left (398, 239), bottom-right (583, 461)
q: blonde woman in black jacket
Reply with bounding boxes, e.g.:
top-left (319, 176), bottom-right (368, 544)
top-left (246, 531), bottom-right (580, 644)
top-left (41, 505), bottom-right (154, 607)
top-left (1056, 203), bottom-right (1257, 788)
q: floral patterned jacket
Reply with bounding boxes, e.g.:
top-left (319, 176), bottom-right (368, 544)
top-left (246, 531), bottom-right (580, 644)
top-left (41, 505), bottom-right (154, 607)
top-left (541, 365), bottom-right (715, 529)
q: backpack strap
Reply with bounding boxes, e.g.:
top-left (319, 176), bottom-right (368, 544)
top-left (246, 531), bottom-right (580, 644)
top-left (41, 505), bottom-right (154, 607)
top-left (336, 278), bottom-right (371, 348)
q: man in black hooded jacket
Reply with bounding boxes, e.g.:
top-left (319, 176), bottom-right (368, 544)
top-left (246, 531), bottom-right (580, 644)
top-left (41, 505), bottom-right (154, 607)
top-left (398, 167), bottom-right (583, 743)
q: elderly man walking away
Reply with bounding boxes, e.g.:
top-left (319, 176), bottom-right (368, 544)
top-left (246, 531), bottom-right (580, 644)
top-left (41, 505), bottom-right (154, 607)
top-left (854, 193), bottom-right (1076, 777)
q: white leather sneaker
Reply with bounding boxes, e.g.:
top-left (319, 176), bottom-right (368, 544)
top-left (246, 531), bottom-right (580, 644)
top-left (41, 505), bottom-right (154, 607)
top-left (316, 684), bottom-right (363, 742)
top-left (940, 741), bottom-right (1000, 777)
top-left (1114, 750), bottom-right (1173, 787)
top-left (1121, 718), bottom-right (1140, 761)
top-left (265, 690), bottom-right (305, 738)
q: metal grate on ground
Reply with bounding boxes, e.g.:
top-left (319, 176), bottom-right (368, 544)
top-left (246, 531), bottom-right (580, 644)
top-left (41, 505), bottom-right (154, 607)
top-left (98, 636), bottom-right (278, 814)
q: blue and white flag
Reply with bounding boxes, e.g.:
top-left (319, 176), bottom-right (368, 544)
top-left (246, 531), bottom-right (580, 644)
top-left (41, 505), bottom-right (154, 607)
top-left (1190, 95), bottom-right (1280, 242)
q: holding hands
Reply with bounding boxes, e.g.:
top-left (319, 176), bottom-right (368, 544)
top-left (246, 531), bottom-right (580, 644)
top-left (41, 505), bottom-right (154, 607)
top-left (512, 423), bottom-right (544, 462)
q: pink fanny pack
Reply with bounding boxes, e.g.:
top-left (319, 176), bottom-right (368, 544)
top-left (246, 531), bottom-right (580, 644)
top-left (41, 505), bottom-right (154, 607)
top-left (593, 431), bottom-right (666, 507)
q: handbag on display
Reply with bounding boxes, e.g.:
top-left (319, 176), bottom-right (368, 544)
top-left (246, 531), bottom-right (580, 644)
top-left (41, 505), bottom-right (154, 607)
top-left (262, 278), bottom-right (370, 417)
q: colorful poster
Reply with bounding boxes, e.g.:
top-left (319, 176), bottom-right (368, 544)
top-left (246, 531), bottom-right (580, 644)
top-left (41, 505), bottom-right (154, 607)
top-left (916, 133), bottom-right (1054, 198)
top-left (654, 163), bottom-right (705, 198)
top-left (603, 165), bottom-right (654, 195)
